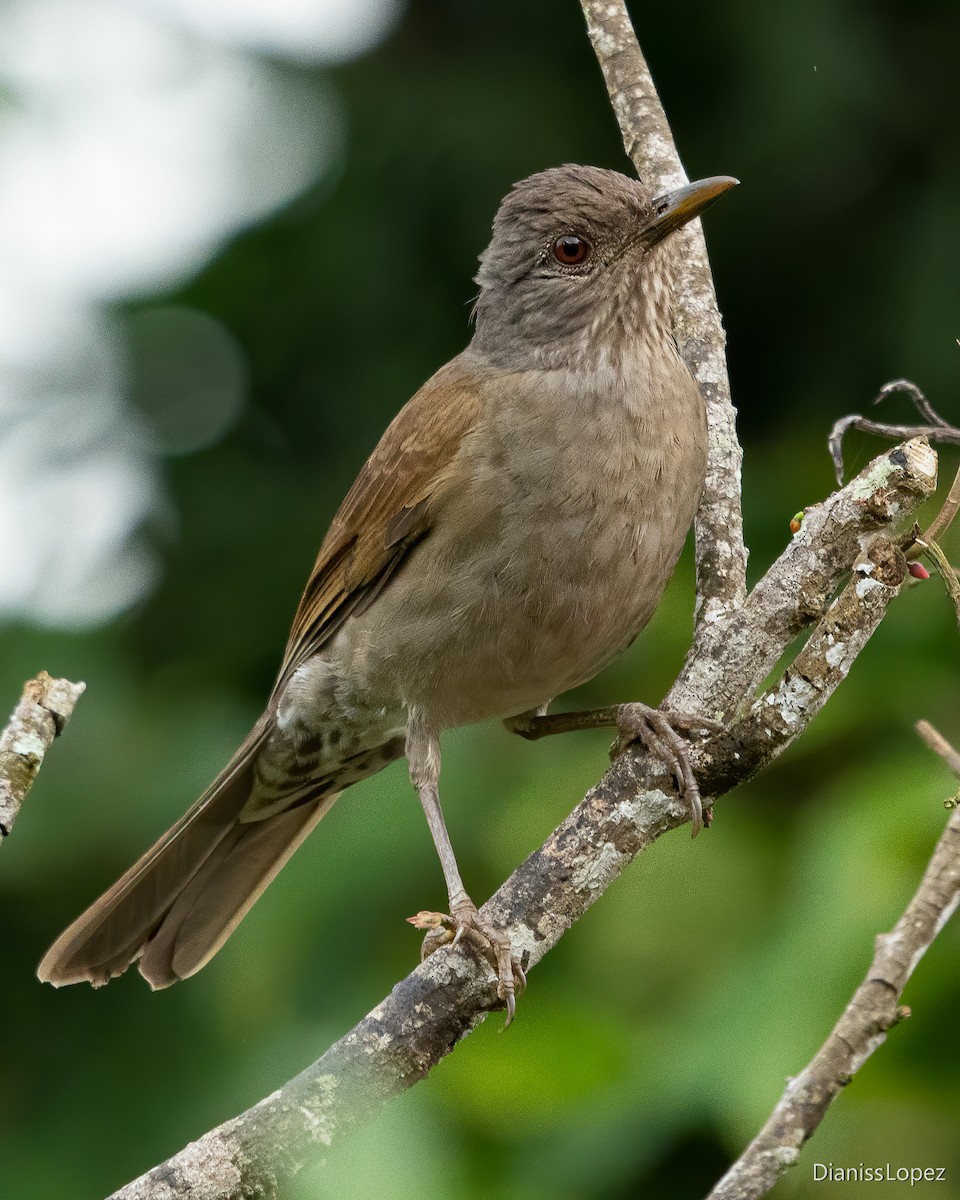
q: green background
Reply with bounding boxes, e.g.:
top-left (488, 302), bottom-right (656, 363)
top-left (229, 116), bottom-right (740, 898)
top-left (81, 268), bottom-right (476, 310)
top-left (3, 1), bottom-right (960, 1197)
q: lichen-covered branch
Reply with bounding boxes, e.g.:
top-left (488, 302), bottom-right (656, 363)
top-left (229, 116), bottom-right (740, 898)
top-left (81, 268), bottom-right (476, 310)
top-left (706, 726), bottom-right (960, 1200)
top-left (106, 437), bottom-right (937, 1200)
top-left (828, 382), bottom-right (960, 597)
top-left (0, 672), bottom-right (85, 845)
top-left (667, 438), bottom-right (936, 720)
top-left (582, 0), bottom-right (748, 625)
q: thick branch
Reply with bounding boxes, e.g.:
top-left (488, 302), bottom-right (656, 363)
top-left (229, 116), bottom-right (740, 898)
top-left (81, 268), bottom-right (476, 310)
top-left (107, 440), bottom-right (936, 1200)
top-left (707, 734), bottom-right (960, 1200)
top-left (583, 0), bottom-right (748, 625)
top-left (704, 538), bottom-right (911, 792)
top-left (668, 438), bottom-right (937, 720)
top-left (0, 672), bottom-right (85, 844)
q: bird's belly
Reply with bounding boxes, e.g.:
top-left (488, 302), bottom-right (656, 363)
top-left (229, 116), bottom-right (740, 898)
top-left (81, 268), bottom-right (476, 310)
top-left (329, 356), bottom-right (706, 732)
top-left (457, 523), bottom-right (676, 719)
top-left (335, 492), bottom-right (689, 730)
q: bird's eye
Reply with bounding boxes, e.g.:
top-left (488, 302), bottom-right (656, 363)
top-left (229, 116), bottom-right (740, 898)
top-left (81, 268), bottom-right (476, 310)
top-left (551, 235), bottom-right (591, 266)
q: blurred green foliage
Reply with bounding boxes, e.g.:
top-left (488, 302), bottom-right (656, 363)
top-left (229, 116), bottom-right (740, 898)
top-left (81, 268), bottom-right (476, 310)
top-left (3, 1), bottom-right (960, 1197)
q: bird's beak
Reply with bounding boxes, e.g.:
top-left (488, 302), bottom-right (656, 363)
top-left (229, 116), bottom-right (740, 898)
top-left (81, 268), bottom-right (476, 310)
top-left (640, 175), bottom-right (739, 247)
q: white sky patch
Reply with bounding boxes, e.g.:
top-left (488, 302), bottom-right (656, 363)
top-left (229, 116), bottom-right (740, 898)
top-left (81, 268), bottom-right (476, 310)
top-left (0, 1), bottom-right (338, 302)
top-left (0, 300), bottom-right (161, 627)
top-left (0, 0), bottom-right (401, 627)
top-left (136, 0), bottom-right (404, 63)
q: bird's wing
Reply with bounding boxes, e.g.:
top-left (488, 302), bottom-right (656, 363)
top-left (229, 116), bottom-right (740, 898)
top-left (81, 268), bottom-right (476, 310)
top-left (273, 352), bottom-right (485, 695)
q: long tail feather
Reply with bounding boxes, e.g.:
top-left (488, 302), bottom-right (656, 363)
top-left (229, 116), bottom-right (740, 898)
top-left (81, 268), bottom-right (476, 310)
top-left (138, 793), bottom-right (338, 988)
top-left (38, 721), bottom-right (273, 986)
top-left (38, 721), bottom-right (404, 989)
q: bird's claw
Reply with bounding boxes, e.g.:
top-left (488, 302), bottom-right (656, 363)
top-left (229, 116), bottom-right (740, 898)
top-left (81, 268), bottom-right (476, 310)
top-left (612, 702), bottom-right (715, 837)
top-left (407, 902), bottom-right (526, 1026)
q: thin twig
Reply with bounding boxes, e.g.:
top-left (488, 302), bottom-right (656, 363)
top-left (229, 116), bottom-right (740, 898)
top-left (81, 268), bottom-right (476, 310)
top-left (0, 672), bottom-right (85, 845)
top-left (829, 378), bottom-right (960, 485)
top-left (875, 378), bottom-right (949, 427)
top-left (916, 719), bottom-right (960, 778)
top-left (707, 731), bottom-right (960, 1200)
top-left (915, 537), bottom-right (960, 626)
top-left (923, 460), bottom-right (960, 545)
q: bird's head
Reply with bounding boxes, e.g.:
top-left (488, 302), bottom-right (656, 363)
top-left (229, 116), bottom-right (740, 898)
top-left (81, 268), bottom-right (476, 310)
top-left (472, 164), bottom-right (736, 371)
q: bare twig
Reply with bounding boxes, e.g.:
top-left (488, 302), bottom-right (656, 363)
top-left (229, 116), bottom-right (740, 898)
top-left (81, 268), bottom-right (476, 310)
top-left (707, 730), bottom-right (960, 1200)
top-left (923, 462), bottom-right (960, 545)
top-left (915, 719), bottom-right (960, 778)
top-left (831, 416), bottom-right (960, 483)
top-left (829, 378), bottom-right (960, 485)
top-left (875, 378), bottom-right (950, 427)
top-left (915, 537), bottom-right (960, 626)
top-left (0, 672), bottom-right (85, 845)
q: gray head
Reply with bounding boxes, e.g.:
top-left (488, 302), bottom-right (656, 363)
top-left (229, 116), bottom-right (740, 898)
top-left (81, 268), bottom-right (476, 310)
top-left (472, 164), bottom-right (735, 371)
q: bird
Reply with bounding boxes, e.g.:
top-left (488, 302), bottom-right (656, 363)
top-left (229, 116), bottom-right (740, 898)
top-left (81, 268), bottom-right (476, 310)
top-left (38, 164), bottom-right (736, 1021)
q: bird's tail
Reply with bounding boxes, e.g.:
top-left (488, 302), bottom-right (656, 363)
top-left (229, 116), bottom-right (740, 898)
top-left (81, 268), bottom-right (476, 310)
top-left (37, 720), bottom-right (339, 989)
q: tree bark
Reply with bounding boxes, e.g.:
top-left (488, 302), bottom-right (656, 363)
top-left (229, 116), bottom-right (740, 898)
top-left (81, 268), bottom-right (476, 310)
top-left (0, 672), bottom-right (85, 846)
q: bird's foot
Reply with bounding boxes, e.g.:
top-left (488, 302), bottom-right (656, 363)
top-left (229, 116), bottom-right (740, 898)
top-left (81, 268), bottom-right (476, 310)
top-left (612, 702), bottom-right (719, 838)
top-left (407, 899), bottom-right (527, 1027)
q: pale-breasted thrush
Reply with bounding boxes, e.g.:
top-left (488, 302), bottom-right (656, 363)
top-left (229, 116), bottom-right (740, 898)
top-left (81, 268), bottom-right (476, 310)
top-left (39, 165), bottom-right (736, 1020)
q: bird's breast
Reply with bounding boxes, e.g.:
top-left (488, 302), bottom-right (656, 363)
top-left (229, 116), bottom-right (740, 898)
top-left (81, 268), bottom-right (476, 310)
top-left (333, 351), bottom-right (706, 729)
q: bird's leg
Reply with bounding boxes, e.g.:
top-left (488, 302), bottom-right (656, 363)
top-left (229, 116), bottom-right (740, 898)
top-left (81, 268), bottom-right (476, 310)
top-left (505, 702), bottom-right (721, 838)
top-left (405, 711), bottom-right (525, 1025)
top-left (504, 703), bottom-right (619, 739)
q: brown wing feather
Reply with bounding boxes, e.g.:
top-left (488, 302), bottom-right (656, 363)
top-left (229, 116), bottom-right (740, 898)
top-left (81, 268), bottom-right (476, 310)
top-left (274, 352), bottom-right (484, 692)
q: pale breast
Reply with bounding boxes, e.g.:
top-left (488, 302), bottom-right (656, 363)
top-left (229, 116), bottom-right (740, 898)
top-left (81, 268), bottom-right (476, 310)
top-left (330, 348), bottom-right (706, 730)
